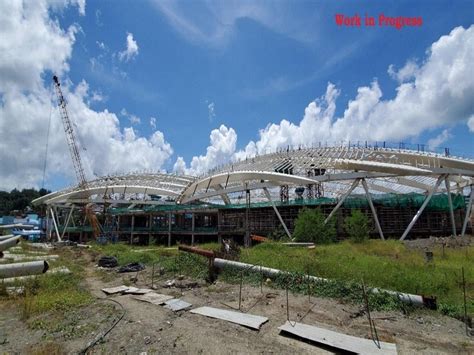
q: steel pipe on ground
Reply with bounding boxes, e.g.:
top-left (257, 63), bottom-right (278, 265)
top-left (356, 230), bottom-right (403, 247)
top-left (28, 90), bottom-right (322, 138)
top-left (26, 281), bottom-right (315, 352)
top-left (0, 236), bottom-right (21, 251)
top-left (213, 258), bottom-right (435, 309)
top-left (0, 260), bottom-right (49, 278)
top-left (0, 234), bottom-right (15, 241)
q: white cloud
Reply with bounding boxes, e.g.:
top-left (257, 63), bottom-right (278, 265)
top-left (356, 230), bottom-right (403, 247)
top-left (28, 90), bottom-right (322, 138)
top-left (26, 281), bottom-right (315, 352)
top-left (468, 115), bottom-right (474, 133)
top-left (150, 117), bottom-right (157, 129)
top-left (388, 60), bottom-right (419, 83)
top-left (427, 129), bottom-right (452, 150)
top-left (152, 0), bottom-right (318, 47)
top-left (173, 156), bottom-right (186, 175)
top-left (76, 0), bottom-right (86, 15)
top-left (180, 25), bottom-right (474, 174)
top-left (120, 108), bottom-right (141, 125)
top-left (119, 32), bottom-right (139, 62)
top-left (207, 102), bottom-right (216, 122)
top-left (173, 125), bottom-right (237, 176)
top-left (0, 1), bottom-right (173, 190)
top-left (96, 41), bottom-right (106, 50)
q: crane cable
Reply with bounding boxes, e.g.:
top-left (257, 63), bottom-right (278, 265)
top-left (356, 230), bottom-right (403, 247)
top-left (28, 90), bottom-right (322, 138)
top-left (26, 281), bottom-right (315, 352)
top-left (41, 85), bottom-right (54, 190)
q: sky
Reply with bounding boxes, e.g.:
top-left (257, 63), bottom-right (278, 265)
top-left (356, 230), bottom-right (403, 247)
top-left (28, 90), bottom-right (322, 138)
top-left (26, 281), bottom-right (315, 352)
top-left (0, 0), bottom-right (473, 192)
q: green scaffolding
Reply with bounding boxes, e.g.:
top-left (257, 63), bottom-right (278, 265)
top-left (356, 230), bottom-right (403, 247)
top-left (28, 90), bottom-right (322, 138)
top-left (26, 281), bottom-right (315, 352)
top-left (107, 192), bottom-right (466, 215)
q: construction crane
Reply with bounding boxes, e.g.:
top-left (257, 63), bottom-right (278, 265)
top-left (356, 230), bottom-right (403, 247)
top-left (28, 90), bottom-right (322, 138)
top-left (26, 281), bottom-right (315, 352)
top-left (52, 75), bottom-right (102, 239)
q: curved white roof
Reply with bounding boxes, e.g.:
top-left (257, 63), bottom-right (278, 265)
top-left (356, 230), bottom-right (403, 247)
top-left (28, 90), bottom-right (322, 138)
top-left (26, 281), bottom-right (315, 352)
top-left (34, 146), bottom-right (474, 206)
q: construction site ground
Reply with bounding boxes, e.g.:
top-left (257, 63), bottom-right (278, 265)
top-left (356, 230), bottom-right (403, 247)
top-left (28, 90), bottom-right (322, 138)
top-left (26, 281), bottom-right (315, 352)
top-left (0, 245), bottom-right (473, 354)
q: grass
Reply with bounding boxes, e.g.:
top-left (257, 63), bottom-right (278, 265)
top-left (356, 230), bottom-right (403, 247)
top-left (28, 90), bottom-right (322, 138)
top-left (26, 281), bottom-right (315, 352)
top-left (2, 246), bottom-right (93, 320)
top-left (237, 240), bottom-right (473, 316)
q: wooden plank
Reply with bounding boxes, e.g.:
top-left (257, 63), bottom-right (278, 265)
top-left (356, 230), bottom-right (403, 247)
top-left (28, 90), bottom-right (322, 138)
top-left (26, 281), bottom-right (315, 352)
top-left (133, 292), bottom-right (174, 305)
top-left (163, 299), bottom-right (192, 312)
top-left (190, 306), bottom-right (268, 330)
top-left (278, 321), bottom-right (397, 355)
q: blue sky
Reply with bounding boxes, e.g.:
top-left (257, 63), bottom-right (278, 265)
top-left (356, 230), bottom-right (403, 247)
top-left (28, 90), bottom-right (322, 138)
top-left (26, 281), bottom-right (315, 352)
top-left (0, 0), bottom-right (473, 191)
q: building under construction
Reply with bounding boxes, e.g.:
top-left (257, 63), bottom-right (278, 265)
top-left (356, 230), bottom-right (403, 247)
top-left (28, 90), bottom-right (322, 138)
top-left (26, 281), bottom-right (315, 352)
top-left (33, 145), bottom-right (474, 245)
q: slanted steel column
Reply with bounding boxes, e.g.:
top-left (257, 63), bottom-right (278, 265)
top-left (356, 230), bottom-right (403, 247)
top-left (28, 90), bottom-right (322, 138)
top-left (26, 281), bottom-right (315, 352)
top-left (361, 179), bottom-right (385, 240)
top-left (461, 185), bottom-right (473, 237)
top-left (191, 212), bottom-right (195, 246)
top-left (168, 212), bottom-right (172, 247)
top-left (400, 175), bottom-right (444, 241)
top-left (49, 207), bottom-right (61, 242)
top-left (325, 178), bottom-right (360, 224)
top-left (444, 176), bottom-right (457, 236)
top-left (130, 215), bottom-right (135, 245)
top-left (244, 189), bottom-right (251, 247)
top-left (263, 187), bottom-right (292, 240)
top-left (61, 205), bottom-right (75, 240)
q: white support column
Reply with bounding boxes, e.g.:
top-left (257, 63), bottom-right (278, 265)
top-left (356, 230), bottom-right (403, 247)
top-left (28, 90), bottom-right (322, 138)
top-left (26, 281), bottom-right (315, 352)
top-left (46, 207), bottom-right (51, 240)
top-left (61, 205), bottom-right (75, 240)
top-left (361, 179), bottom-right (385, 240)
top-left (461, 185), bottom-right (473, 237)
top-left (325, 178), bottom-right (360, 224)
top-left (444, 176), bottom-right (457, 236)
top-left (263, 187), bottom-right (292, 240)
top-left (49, 207), bottom-right (62, 242)
top-left (400, 175), bottom-right (444, 241)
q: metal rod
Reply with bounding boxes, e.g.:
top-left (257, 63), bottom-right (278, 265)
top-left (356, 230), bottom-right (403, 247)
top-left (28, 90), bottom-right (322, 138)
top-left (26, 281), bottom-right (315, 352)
top-left (445, 176), bottom-right (457, 236)
top-left (462, 267), bottom-right (468, 336)
top-left (239, 271), bottom-right (243, 311)
top-left (461, 185), bottom-right (473, 237)
top-left (61, 205), bottom-right (75, 240)
top-left (263, 187), bottom-right (292, 240)
top-left (362, 280), bottom-right (380, 348)
top-left (361, 179), bottom-right (385, 240)
top-left (400, 175), bottom-right (444, 241)
top-left (325, 178), bottom-right (360, 224)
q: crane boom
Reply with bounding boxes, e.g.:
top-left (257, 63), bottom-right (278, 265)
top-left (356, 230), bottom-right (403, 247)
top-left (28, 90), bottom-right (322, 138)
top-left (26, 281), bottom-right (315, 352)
top-left (53, 75), bottom-right (88, 187)
top-left (52, 75), bottom-right (101, 238)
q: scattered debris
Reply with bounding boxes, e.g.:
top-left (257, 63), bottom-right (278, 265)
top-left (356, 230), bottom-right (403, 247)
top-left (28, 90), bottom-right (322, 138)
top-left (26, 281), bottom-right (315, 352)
top-left (117, 262), bottom-right (145, 273)
top-left (164, 279), bottom-right (176, 288)
top-left (190, 306), bottom-right (268, 330)
top-left (98, 256), bottom-right (118, 268)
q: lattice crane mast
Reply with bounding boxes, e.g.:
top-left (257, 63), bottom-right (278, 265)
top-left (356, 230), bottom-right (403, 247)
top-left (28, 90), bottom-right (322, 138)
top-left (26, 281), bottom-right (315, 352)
top-left (52, 75), bottom-right (101, 238)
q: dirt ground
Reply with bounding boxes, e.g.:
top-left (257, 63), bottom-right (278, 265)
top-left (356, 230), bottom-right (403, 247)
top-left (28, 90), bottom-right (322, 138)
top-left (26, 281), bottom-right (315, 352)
top-left (1, 248), bottom-right (473, 354)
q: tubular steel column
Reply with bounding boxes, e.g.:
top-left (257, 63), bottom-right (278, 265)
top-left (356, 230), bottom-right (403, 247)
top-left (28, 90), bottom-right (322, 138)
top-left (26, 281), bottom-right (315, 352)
top-left (461, 185), bottom-right (473, 237)
top-left (361, 179), bottom-right (385, 240)
top-left (400, 175), bottom-right (444, 241)
top-left (263, 187), bottom-right (292, 240)
top-left (444, 176), bottom-right (457, 236)
top-left (325, 178), bottom-right (360, 224)
top-left (168, 212), bottom-right (172, 247)
top-left (130, 215), bottom-right (135, 245)
top-left (49, 207), bottom-right (61, 242)
top-left (191, 212), bottom-right (195, 246)
top-left (60, 205), bottom-right (75, 240)
top-left (244, 189), bottom-right (251, 247)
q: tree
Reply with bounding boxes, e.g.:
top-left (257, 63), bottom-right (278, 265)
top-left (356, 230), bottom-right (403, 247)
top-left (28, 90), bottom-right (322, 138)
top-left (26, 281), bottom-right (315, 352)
top-left (293, 208), bottom-right (336, 244)
top-left (344, 209), bottom-right (370, 243)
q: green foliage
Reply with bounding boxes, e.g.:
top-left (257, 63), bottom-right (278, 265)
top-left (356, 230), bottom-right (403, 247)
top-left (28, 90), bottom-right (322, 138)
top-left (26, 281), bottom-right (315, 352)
top-left (238, 240), bottom-right (473, 318)
top-left (267, 226), bottom-right (289, 241)
top-left (344, 209), bottom-right (370, 243)
top-left (0, 188), bottom-right (50, 215)
top-left (293, 208), bottom-right (336, 244)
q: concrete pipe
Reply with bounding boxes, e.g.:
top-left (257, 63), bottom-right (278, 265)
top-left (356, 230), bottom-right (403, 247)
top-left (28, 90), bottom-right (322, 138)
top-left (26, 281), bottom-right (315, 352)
top-left (0, 236), bottom-right (21, 252)
top-left (0, 260), bottom-right (49, 278)
top-left (213, 258), bottom-right (436, 309)
top-left (0, 234), bottom-right (15, 242)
